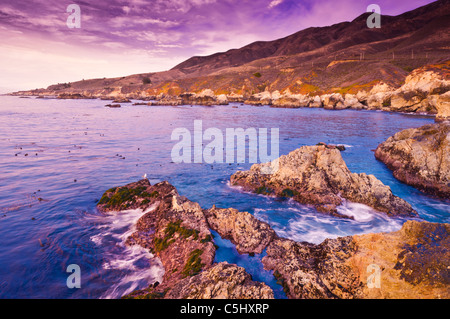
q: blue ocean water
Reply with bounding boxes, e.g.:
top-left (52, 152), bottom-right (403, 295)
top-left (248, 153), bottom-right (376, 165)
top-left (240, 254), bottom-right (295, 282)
top-left (0, 96), bottom-right (448, 298)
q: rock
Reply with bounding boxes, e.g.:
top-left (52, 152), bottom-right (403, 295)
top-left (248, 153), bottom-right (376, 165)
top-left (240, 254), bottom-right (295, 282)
top-left (271, 91), bottom-right (310, 108)
top-left (113, 97), bottom-right (131, 103)
top-left (356, 90), bottom-right (369, 104)
top-left (216, 94), bottom-right (228, 105)
top-left (204, 206), bottom-right (276, 254)
top-left (322, 93), bottom-right (346, 110)
top-left (387, 68), bottom-right (449, 114)
top-left (375, 122), bottom-right (450, 197)
top-left (344, 94), bottom-right (365, 110)
top-left (262, 236), bottom-right (359, 299)
top-left (58, 93), bottom-right (95, 99)
top-left (245, 91), bottom-right (272, 106)
top-left (390, 91), bottom-right (425, 112)
top-left (309, 95), bottom-right (322, 108)
top-left (165, 262), bottom-right (274, 299)
top-left (230, 144), bottom-right (417, 218)
top-left (105, 104), bottom-right (121, 108)
top-left (400, 69), bottom-right (450, 94)
top-left (152, 90), bottom-right (229, 106)
top-left (367, 82), bottom-right (395, 109)
top-left (227, 93), bottom-right (244, 103)
top-left (262, 220), bottom-right (450, 299)
top-left (435, 91), bottom-right (450, 121)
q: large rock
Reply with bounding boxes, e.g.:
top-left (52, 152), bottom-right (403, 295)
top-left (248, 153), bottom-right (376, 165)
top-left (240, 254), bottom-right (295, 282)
top-left (204, 206), bottom-right (276, 254)
top-left (388, 68), bottom-right (449, 113)
top-left (271, 91), bottom-right (310, 108)
top-left (99, 180), bottom-right (215, 297)
top-left (375, 122), bottom-right (450, 198)
top-left (262, 220), bottom-right (450, 299)
top-left (344, 94), bottom-right (366, 110)
top-left (165, 262), bottom-right (274, 299)
top-left (230, 144), bottom-right (417, 218)
top-left (245, 91), bottom-right (272, 106)
top-left (435, 91), bottom-right (450, 121)
top-left (322, 93), bottom-right (346, 110)
top-left (309, 95), bottom-right (322, 108)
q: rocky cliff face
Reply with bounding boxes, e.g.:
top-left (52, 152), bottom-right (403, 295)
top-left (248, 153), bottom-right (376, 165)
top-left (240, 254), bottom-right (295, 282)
top-left (375, 122), bottom-right (450, 198)
top-left (230, 144), bottom-right (417, 218)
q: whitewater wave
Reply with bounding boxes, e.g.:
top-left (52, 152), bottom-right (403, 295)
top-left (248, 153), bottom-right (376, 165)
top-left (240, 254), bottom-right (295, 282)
top-left (253, 199), bottom-right (405, 244)
top-left (87, 205), bottom-right (165, 299)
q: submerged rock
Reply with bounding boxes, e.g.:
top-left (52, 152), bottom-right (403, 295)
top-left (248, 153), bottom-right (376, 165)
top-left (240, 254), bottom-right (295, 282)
top-left (230, 144), bottom-right (417, 218)
top-left (375, 122), bottom-right (450, 198)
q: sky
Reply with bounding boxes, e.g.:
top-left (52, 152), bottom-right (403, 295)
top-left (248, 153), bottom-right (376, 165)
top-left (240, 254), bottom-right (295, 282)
top-left (0, 0), bottom-right (437, 93)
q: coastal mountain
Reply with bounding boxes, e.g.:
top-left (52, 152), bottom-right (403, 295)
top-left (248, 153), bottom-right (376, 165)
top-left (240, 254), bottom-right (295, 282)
top-left (14, 0), bottom-right (450, 98)
top-left (171, 0), bottom-right (450, 77)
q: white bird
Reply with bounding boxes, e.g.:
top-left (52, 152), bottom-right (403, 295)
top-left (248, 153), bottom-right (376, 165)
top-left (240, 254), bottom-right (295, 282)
top-left (143, 173), bottom-right (147, 179)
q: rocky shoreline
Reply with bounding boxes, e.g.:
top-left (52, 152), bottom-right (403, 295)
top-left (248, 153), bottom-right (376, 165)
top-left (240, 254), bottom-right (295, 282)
top-left (9, 65), bottom-right (450, 121)
top-left (96, 177), bottom-right (449, 299)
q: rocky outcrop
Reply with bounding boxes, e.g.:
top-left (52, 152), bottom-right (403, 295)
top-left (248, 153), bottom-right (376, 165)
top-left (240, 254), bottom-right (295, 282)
top-left (98, 179), bottom-right (273, 299)
top-left (366, 82), bottom-right (395, 110)
top-left (112, 97), bottom-right (131, 103)
top-left (322, 93), bottom-right (347, 110)
top-left (245, 91), bottom-right (272, 106)
top-left (164, 262), bottom-right (274, 299)
top-left (204, 206), bottom-right (276, 254)
top-left (149, 90), bottom-right (229, 106)
top-left (389, 68), bottom-right (450, 113)
top-left (262, 220), bottom-right (450, 299)
top-left (57, 93), bottom-right (95, 99)
top-left (230, 144), bottom-right (417, 218)
top-left (435, 91), bottom-right (450, 122)
top-left (98, 180), bottom-right (215, 296)
top-left (375, 122), bottom-right (450, 198)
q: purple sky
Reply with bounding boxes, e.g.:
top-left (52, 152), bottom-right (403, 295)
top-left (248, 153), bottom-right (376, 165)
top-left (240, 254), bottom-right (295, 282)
top-left (0, 0), bottom-right (437, 92)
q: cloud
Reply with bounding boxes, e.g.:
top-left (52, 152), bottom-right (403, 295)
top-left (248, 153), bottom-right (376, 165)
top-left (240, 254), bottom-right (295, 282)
top-left (268, 0), bottom-right (284, 9)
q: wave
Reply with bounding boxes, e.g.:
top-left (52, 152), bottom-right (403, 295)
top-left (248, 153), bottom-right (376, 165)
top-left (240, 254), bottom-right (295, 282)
top-left (87, 205), bottom-right (164, 299)
top-left (253, 199), bottom-right (405, 244)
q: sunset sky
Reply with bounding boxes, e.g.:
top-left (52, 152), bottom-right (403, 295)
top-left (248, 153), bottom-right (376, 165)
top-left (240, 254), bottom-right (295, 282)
top-left (0, 0), bottom-right (436, 93)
